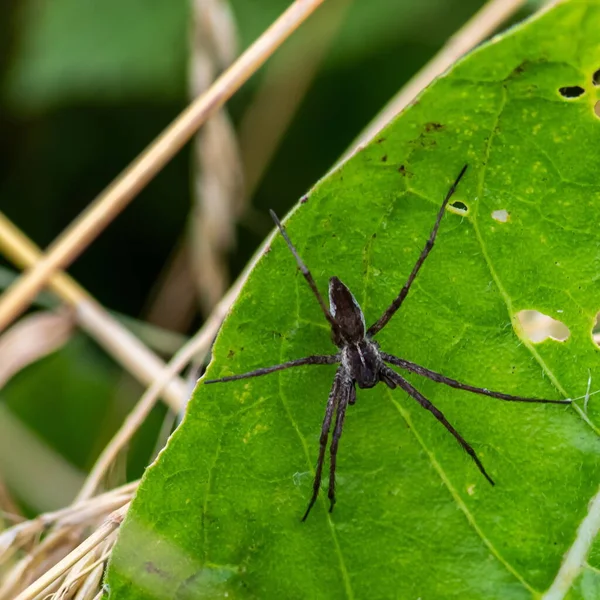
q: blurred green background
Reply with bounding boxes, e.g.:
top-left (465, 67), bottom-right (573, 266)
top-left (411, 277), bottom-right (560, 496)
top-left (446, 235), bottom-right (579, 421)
top-left (0, 0), bottom-right (538, 514)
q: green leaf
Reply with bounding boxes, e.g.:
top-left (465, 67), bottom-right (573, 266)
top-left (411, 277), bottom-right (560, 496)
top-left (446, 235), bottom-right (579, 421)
top-left (106, 1), bottom-right (600, 598)
top-left (4, 0), bottom-right (189, 111)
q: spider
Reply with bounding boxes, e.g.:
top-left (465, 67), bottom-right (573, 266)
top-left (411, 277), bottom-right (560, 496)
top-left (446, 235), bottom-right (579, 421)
top-left (205, 164), bottom-right (570, 521)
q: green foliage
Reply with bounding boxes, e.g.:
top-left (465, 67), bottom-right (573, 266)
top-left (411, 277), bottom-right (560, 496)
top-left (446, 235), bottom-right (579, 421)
top-left (106, 1), bottom-right (600, 598)
top-left (3, 335), bottom-right (115, 470)
top-left (3, 0), bottom-right (481, 111)
top-left (231, 0), bottom-right (451, 64)
top-left (5, 0), bottom-right (189, 110)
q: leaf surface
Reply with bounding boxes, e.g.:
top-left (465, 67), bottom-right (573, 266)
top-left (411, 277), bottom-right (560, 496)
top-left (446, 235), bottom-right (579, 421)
top-left (106, 2), bottom-right (600, 598)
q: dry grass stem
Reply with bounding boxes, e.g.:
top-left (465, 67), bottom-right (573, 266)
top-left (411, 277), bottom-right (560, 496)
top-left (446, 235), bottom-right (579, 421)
top-left (190, 0), bottom-right (245, 314)
top-left (51, 535), bottom-right (114, 600)
top-left (54, 483), bottom-right (136, 528)
top-left (75, 292), bottom-right (234, 502)
top-left (73, 559), bottom-right (105, 600)
top-left (1, 131), bottom-right (301, 597)
top-left (75, 204), bottom-right (291, 503)
top-left (341, 0), bottom-right (528, 163)
top-left (144, 0), bottom-right (242, 330)
top-left (0, 213), bottom-right (187, 411)
top-left (0, 309), bottom-right (75, 390)
top-left (0, 483), bottom-right (135, 578)
top-left (240, 0), bottom-right (352, 198)
top-left (0, 0), bottom-right (328, 333)
top-left (191, 111), bottom-right (244, 313)
top-left (1, 527), bottom-right (82, 600)
top-left (77, 302), bottom-right (186, 412)
top-left (3, 205), bottom-right (287, 594)
top-left (49, 551), bottom-right (94, 599)
top-left (13, 504), bottom-right (128, 600)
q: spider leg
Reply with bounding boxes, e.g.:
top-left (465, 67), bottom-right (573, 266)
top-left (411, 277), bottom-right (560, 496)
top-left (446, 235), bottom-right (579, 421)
top-left (381, 353), bottom-right (570, 405)
top-left (328, 376), bottom-right (353, 512)
top-left (270, 210), bottom-right (339, 334)
top-left (382, 365), bottom-right (494, 486)
top-left (302, 367), bottom-right (344, 522)
top-left (204, 354), bottom-right (339, 384)
top-left (367, 165), bottom-right (468, 337)
top-left (348, 383), bottom-right (357, 405)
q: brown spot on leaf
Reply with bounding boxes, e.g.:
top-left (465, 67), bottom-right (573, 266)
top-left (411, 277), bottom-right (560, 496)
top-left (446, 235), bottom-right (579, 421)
top-left (145, 562), bottom-right (169, 578)
top-left (510, 61), bottom-right (527, 77)
top-left (424, 122), bottom-right (444, 132)
top-left (381, 155), bottom-right (388, 162)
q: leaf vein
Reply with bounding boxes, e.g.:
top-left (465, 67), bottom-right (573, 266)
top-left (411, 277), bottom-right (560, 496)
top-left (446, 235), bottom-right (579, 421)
top-left (386, 390), bottom-right (539, 595)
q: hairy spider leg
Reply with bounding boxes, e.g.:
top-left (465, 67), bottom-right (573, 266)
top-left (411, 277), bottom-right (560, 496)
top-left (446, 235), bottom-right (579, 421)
top-left (270, 210), bottom-right (339, 335)
top-left (381, 353), bottom-right (571, 405)
top-left (328, 377), bottom-right (354, 512)
top-left (204, 354), bottom-right (339, 384)
top-left (367, 164), bottom-right (468, 337)
top-left (382, 366), bottom-right (495, 485)
top-left (302, 367), bottom-right (344, 521)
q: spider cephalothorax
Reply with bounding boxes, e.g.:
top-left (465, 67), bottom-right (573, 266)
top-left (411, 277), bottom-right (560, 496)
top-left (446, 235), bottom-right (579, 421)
top-left (206, 164), bottom-right (570, 521)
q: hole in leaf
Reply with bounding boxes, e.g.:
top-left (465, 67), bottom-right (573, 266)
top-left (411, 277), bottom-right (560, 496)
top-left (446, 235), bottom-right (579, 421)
top-left (516, 310), bottom-right (570, 343)
top-left (595, 101), bottom-right (600, 119)
top-left (558, 85), bottom-right (585, 98)
top-left (593, 69), bottom-right (600, 86)
top-left (449, 201), bottom-right (468, 215)
top-left (491, 209), bottom-right (509, 223)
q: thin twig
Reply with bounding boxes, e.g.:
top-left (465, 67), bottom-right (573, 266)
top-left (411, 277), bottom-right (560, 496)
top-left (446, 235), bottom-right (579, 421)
top-left (75, 278), bottom-right (240, 501)
top-left (13, 505), bottom-right (128, 600)
top-left (0, 264), bottom-right (188, 356)
top-left (189, 0), bottom-right (244, 314)
top-left (0, 213), bottom-right (187, 412)
top-left (0, 309), bottom-right (75, 389)
top-left (0, 0), bottom-right (328, 334)
top-left (74, 190), bottom-right (291, 502)
top-left (51, 536), bottom-right (114, 600)
top-left (0, 484), bottom-right (135, 597)
top-left (144, 0), bottom-right (242, 329)
top-left (1, 218), bottom-right (282, 588)
top-left (73, 556), bottom-right (105, 600)
top-left (240, 0), bottom-right (353, 198)
top-left (339, 0), bottom-right (527, 165)
top-left (40, 483), bottom-right (136, 529)
top-left (0, 527), bottom-right (81, 600)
